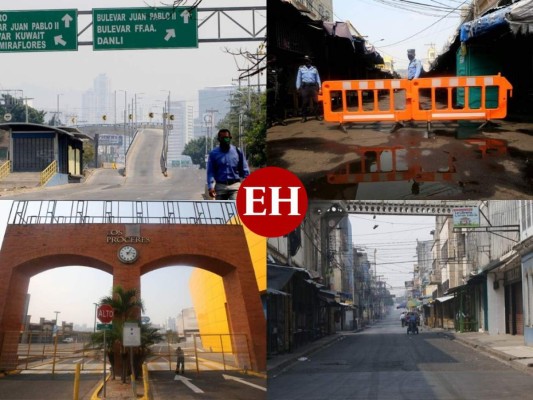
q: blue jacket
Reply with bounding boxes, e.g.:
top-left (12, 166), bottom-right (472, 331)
top-left (206, 145), bottom-right (250, 189)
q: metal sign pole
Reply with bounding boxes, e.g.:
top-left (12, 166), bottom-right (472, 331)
top-left (103, 330), bottom-right (107, 398)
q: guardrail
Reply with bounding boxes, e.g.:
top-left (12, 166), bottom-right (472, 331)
top-left (39, 160), bottom-right (57, 186)
top-left (0, 160), bottom-right (11, 180)
top-left (319, 74), bottom-right (513, 131)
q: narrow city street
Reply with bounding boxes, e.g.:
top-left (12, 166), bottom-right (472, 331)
top-left (268, 310), bottom-right (533, 400)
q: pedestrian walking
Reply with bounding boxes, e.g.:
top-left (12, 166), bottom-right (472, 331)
top-left (296, 55), bottom-right (322, 122)
top-left (175, 347), bottom-right (185, 374)
top-left (206, 129), bottom-right (250, 200)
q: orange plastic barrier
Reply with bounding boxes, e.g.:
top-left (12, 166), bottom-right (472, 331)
top-left (318, 74), bottom-right (512, 126)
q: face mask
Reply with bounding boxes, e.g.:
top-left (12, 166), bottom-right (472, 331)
top-left (219, 137), bottom-right (231, 150)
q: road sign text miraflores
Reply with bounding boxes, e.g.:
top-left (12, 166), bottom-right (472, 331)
top-left (106, 230), bottom-right (150, 244)
top-left (92, 7), bottom-right (198, 50)
top-left (0, 9), bottom-right (77, 52)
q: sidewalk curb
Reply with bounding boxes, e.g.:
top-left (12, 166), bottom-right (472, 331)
top-left (440, 331), bottom-right (533, 376)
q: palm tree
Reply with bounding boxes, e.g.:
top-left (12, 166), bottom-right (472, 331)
top-left (91, 286), bottom-right (148, 382)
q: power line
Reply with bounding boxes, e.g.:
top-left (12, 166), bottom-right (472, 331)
top-left (378, 0), bottom-right (469, 48)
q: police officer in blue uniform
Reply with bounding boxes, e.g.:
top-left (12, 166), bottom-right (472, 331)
top-left (407, 49), bottom-right (422, 80)
top-left (296, 55), bottom-right (322, 122)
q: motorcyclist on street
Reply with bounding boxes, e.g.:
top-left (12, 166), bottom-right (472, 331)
top-left (407, 312), bottom-right (418, 334)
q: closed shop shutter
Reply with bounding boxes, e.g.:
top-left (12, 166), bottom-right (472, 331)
top-left (12, 132), bottom-right (55, 172)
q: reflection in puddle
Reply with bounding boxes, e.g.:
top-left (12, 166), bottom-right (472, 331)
top-left (326, 138), bottom-right (508, 197)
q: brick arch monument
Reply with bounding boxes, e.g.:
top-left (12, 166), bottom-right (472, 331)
top-left (0, 201), bottom-right (266, 372)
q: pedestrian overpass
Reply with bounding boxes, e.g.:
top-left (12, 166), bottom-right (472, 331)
top-left (0, 200), bottom-right (265, 372)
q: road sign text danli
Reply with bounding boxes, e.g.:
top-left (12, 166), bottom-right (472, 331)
top-left (92, 7), bottom-right (197, 50)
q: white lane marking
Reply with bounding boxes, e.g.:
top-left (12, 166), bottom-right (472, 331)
top-left (174, 375), bottom-right (204, 393)
top-left (222, 374), bottom-right (266, 392)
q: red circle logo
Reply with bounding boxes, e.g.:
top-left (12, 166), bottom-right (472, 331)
top-left (236, 167), bottom-right (308, 237)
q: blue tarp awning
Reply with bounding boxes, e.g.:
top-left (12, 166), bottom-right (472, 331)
top-left (460, 5), bottom-right (511, 42)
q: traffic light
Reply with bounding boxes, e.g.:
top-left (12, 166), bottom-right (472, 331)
top-left (102, 115), bottom-right (107, 121)
top-left (149, 112), bottom-right (154, 119)
top-left (169, 114), bottom-right (174, 121)
top-left (128, 114), bottom-right (133, 120)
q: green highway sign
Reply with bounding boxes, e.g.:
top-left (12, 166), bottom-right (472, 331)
top-left (92, 7), bottom-right (198, 51)
top-left (0, 9), bottom-right (78, 52)
top-left (97, 323), bottom-right (113, 331)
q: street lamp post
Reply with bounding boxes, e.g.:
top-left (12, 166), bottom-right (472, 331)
top-left (93, 302), bottom-right (98, 333)
top-left (117, 90), bottom-right (127, 173)
top-left (134, 92), bottom-right (145, 126)
top-left (56, 94), bottom-right (63, 126)
top-left (54, 311), bottom-right (61, 327)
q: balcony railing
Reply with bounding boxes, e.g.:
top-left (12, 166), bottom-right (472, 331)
top-left (8, 200), bottom-right (240, 225)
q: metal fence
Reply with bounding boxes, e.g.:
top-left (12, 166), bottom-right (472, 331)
top-left (12, 332), bottom-right (102, 373)
top-left (147, 333), bottom-right (252, 374)
top-left (8, 200), bottom-right (241, 225)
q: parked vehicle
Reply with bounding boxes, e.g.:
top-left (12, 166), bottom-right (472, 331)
top-left (62, 337), bottom-right (74, 343)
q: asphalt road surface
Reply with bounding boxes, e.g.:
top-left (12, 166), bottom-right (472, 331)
top-left (150, 370), bottom-right (266, 400)
top-left (3, 128), bottom-right (206, 200)
top-left (267, 118), bottom-right (533, 200)
top-left (268, 312), bottom-right (533, 400)
top-left (0, 373), bottom-right (100, 400)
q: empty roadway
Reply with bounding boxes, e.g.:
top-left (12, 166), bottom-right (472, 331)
top-left (268, 310), bottom-right (533, 400)
top-left (3, 128), bottom-right (206, 200)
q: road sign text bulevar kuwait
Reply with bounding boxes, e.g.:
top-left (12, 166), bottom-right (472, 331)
top-left (0, 9), bottom-right (77, 52)
top-left (92, 7), bottom-right (198, 50)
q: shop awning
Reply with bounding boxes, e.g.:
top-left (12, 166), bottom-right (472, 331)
top-left (435, 295), bottom-right (455, 303)
top-left (460, 5), bottom-right (511, 42)
top-left (318, 289), bottom-right (340, 306)
top-left (268, 265), bottom-right (296, 291)
top-left (507, 0), bottom-right (533, 34)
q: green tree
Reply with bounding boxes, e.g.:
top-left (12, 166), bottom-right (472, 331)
top-left (182, 136), bottom-right (216, 169)
top-left (83, 141), bottom-right (95, 169)
top-left (217, 88), bottom-right (266, 168)
top-left (0, 94), bottom-right (46, 124)
top-left (89, 286), bottom-right (160, 382)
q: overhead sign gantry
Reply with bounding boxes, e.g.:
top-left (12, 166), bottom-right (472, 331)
top-left (0, 6), bottom-right (264, 53)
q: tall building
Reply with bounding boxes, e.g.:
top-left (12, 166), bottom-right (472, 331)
top-left (195, 86), bottom-right (235, 140)
top-left (166, 317), bottom-right (177, 332)
top-left (167, 100), bottom-right (194, 165)
top-left (81, 74), bottom-right (112, 124)
top-left (81, 91), bottom-right (96, 125)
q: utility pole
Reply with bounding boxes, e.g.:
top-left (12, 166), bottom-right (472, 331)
top-left (205, 108), bottom-right (218, 152)
top-left (22, 97), bottom-right (34, 123)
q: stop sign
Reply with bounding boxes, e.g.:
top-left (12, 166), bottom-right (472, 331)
top-left (97, 304), bottom-right (114, 324)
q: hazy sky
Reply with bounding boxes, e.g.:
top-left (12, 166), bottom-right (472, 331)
top-left (349, 214), bottom-right (435, 293)
top-left (333, 0), bottom-right (464, 70)
top-left (0, 200), bottom-right (201, 328)
top-left (0, 0), bottom-right (266, 119)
